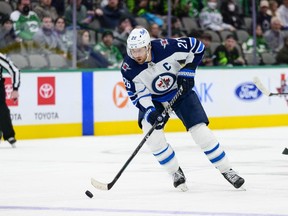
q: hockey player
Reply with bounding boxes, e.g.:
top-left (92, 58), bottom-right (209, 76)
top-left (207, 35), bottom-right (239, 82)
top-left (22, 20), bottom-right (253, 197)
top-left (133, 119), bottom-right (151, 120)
top-left (120, 27), bottom-right (245, 191)
top-left (0, 52), bottom-right (20, 148)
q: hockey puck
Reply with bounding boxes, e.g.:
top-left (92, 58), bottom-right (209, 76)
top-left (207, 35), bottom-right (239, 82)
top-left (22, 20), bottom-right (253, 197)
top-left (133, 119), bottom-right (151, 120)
top-left (282, 148), bottom-right (288, 155)
top-left (85, 190), bottom-right (93, 198)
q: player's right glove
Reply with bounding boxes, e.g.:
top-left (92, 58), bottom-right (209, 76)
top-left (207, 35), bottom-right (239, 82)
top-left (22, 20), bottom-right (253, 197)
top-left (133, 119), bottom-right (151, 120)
top-left (144, 107), bottom-right (169, 130)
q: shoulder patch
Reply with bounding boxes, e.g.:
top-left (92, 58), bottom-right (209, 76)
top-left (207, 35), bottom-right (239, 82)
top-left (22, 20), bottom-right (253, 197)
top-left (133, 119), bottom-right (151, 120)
top-left (160, 39), bottom-right (169, 49)
top-left (121, 62), bottom-right (131, 72)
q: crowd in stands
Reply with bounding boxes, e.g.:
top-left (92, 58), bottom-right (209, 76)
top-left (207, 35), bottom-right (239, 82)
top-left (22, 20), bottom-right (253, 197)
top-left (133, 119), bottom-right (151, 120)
top-left (0, 0), bottom-right (288, 70)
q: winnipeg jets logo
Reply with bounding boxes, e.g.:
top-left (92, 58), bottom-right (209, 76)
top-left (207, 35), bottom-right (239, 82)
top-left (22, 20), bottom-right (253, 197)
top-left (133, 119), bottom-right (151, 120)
top-left (158, 76), bottom-right (170, 88)
top-left (121, 62), bottom-right (131, 72)
top-left (160, 39), bottom-right (169, 49)
top-left (140, 28), bottom-right (146, 35)
top-left (152, 73), bottom-right (176, 93)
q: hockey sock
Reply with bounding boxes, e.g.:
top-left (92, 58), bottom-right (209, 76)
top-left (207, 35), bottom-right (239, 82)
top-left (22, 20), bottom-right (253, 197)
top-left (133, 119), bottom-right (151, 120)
top-left (189, 123), bottom-right (231, 173)
top-left (152, 143), bottom-right (179, 174)
top-left (142, 120), bottom-right (180, 174)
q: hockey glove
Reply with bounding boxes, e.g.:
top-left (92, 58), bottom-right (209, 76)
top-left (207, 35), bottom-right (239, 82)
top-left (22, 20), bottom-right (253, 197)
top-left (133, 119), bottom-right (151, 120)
top-left (144, 107), bottom-right (169, 130)
top-left (177, 76), bottom-right (194, 95)
top-left (177, 65), bottom-right (195, 95)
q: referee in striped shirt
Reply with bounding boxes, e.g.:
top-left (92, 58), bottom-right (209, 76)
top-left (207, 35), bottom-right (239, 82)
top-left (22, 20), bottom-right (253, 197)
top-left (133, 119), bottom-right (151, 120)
top-left (0, 52), bottom-right (20, 148)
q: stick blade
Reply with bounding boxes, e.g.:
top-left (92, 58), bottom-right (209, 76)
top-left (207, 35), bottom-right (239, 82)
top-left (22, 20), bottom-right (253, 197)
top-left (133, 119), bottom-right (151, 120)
top-left (91, 178), bottom-right (109, 190)
top-left (253, 77), bottom-right (271, 96)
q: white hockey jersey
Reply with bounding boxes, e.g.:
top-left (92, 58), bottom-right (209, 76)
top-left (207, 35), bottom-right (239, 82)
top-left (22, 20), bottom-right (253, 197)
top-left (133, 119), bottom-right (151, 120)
top-left (120, 37), bottom-right (204, 112)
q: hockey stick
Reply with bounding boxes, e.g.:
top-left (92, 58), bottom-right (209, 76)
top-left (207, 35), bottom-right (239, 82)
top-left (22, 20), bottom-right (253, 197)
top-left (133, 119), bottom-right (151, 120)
top-left (91, 87), bottom-right (183, 191)
top-left (253, 77), bottom-right (288, 96)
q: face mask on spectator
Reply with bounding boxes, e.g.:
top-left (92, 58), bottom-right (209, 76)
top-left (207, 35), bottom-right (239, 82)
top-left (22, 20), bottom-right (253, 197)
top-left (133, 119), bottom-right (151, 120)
top-left (22, 5), bottom-right (30, 15)
top-left (207, 2), bottom-right (217, 10)
top-left (228, 3), bottom-right (235, 12)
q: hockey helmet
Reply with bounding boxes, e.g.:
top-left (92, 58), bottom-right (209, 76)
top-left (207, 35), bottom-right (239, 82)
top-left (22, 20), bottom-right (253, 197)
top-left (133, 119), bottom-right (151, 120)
top-left (127, 28), bottom-right (151, 49)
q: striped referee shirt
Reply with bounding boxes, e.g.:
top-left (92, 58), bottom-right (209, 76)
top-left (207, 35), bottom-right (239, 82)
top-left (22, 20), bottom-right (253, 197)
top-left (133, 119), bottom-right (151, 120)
top-left (0, 53), bottom-right (20, 90)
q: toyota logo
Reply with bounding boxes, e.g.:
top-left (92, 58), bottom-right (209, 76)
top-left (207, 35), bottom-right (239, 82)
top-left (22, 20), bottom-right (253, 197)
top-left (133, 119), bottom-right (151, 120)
top-left (39, 83), bottom-right (54, 98)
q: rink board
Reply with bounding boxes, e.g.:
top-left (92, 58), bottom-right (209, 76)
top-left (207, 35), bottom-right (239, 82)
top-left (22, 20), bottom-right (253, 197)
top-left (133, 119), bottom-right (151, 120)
top-left (3, 67), bottom-right (288, 139)
top-left (93, 67), bottom-right (288, 135)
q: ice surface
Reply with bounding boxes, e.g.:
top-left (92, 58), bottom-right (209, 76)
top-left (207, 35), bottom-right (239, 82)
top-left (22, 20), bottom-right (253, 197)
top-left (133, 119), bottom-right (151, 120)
top-left (0, 127), bottom-right (287, 216)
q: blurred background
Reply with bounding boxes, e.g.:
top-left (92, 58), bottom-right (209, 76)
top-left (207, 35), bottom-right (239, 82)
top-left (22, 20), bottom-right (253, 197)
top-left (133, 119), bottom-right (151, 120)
top-left (1, 0), bottom-right (288, 140)
top-left (1, 0), bottom-right (288, 69)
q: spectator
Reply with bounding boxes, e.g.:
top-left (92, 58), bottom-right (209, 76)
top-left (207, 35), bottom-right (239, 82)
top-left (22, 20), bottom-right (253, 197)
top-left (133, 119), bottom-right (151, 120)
top-left (126, 0), bottom-right (164, 17)
top-left (242, 25), bottom-right (269, 54)
top-left (34, 0), bottom-right (59, 22)
top-left (257, 0), bottom-right (272, 33)
top-left (51, 0), bottom-right (66, 16)
top-left (33, 15), bottom-right (66, 56)
top-left (54, 17), bottom-right (73, 57)
top-left (126, 0), bottom-right (163, 27)
top-left (276, 36), bottom-right (288, 64)
top-left (172, 0), bottom-right (204, 18)
top-left (113, 15), bottom-right (135, 56)
top-left (199, 32), bottom-right (214, 66)
top-left (82, 0), bottom-right (105, 18)
top-left (82, 0), bottom-right (98, 11)
top-left (268, 0), bottom-right (279, 17)
top-left (94, 0), bottom-right (133, 30)
top-left (241, 0), bottom-right (256, 17)
top-left (170, 29), bottom-right (185, 38)
top-left (171, 16), bottom-right (187, 37)
top-left (162, 16), bottom-right (187, 38)
top-left (276, 0), bottom-right (288, 30)
top-left (0, 16), bottom-right (20, 54)
top-left (10, 0), bottom-right (41, 44)
top-left (220, 0), bottom-right (245, 30)
top-left (199, 0), bottom-right (235, 32)
top-left (76, 29), bottom-right (110, 68)
top-left (94, 30), bottom-right (123, 68)
top-left (149, 23), bottom-right (162, 40)
top-left (65, 0), bottom-right (93, 28)
top-left (213, 34), bottom-right (245, 66)
top-left (264, 16), bottom-right (285, 54)
top-left (81, 0), bottom-right (100, 23)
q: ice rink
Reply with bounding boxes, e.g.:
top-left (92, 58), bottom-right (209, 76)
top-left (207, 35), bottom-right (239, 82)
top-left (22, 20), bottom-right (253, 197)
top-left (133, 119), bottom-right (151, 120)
top-left (0, 126), bottom-right (287, 216)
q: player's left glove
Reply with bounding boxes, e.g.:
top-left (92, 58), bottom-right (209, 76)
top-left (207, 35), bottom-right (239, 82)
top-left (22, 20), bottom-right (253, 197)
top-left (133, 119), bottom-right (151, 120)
top-left (177, 67), bottom-right (195, 94)
top-left (177, 76), bottom-right (194, 95)
top-left (144, 107), bottom-right (169, 130)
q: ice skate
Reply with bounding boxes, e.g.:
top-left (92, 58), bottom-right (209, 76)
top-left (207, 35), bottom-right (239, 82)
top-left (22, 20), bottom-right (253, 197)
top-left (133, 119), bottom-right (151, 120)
top-left (172, 167), bottom-right (188, 192)
top-left (7, 137), bottom-right (16, 148)
top-left (222, 169), bottom-right (245, 189)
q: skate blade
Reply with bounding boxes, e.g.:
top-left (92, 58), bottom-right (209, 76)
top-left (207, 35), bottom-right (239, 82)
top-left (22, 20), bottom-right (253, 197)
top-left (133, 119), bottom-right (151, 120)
top-left (176, 183), bottom-right (188, 192)
top-left (282, 148), bottom-right (288, 155)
